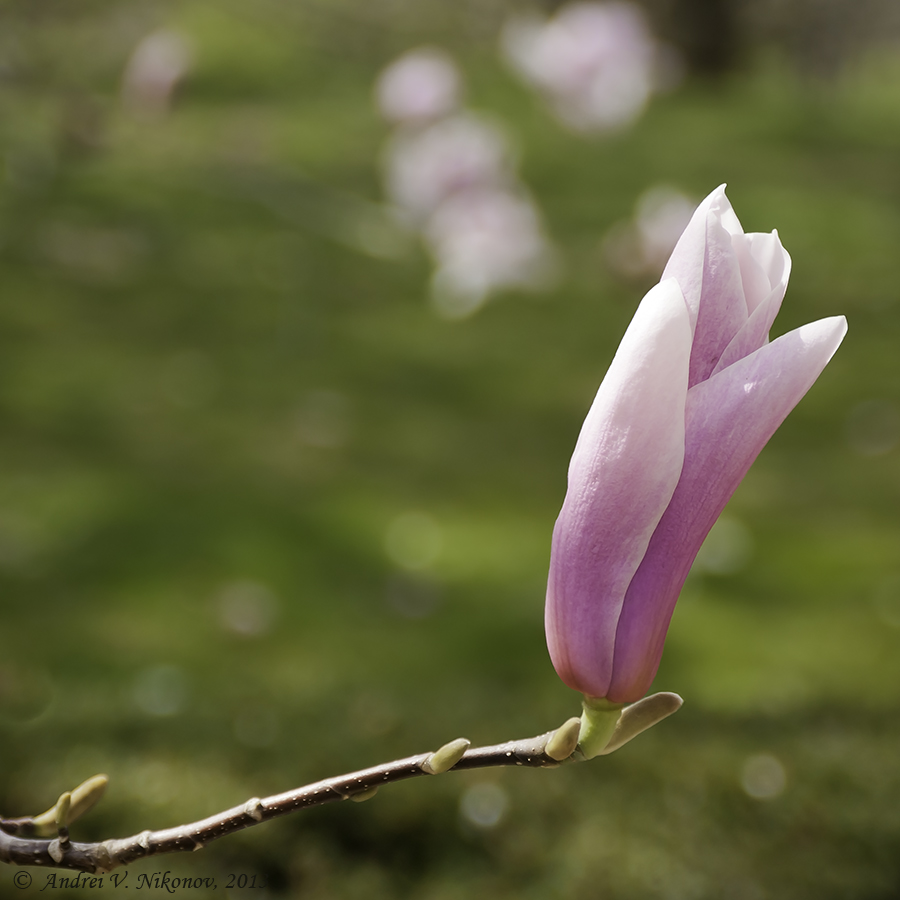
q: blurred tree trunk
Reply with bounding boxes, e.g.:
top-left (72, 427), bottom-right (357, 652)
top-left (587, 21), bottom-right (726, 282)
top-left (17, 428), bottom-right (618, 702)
top-left (668, 0), bottom-right (740, 75)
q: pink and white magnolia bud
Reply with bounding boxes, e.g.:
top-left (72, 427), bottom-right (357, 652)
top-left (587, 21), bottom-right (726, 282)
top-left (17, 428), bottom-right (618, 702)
top-left (546, 185), bottom-right (847, 703)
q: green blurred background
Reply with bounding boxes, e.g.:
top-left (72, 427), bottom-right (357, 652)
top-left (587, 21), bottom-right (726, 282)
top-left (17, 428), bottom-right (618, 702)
top-left (2, 0), bottom-right (900, 897)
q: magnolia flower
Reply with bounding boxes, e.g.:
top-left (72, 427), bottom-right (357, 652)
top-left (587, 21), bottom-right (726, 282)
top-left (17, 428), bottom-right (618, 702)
top-left (546, 185), bottom-right (847, 705)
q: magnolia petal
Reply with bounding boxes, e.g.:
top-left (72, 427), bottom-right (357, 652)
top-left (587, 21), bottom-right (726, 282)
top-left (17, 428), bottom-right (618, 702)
top-left (711, 233), bottom-right (791, 373)
top-left (663, 185), bottom-right (750, 388)
top-left (606, 315), bottom-right (848, 702)
top-left (546, 278), bottom-right (691, 697)
top-left (661, 187), bottom-right (716, 331)
top-left (712, 285), bottom-right (781, 374)
top-left (731, 235), bottom-right (770, 317)
top-left (716, 192), bottom-right (744, 238)
top-left (741, 231), bottom-right (790, 315)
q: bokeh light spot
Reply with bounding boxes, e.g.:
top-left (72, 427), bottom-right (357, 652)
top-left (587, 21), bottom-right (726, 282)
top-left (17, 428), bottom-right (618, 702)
top-left (741, 753), bottom-right (787, 800)
top-left (460, 782), bottom-right (509, 829)
top-left (217, 580), bottom-right (279, 638)
top-left (133, 664), bottom-right (188, 717)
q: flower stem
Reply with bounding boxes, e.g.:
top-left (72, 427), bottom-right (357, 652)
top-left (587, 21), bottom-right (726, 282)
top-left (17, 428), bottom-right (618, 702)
top-left (578, 696), bottom-right (625, 759)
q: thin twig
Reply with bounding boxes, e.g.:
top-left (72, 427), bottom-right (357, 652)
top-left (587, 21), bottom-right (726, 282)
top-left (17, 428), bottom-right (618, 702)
top-left (0, 728), bottom-right (567, 873)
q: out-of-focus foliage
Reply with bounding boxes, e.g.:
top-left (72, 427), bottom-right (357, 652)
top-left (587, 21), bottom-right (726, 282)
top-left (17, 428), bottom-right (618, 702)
top-left (2, 1), bottom-right (900, 897)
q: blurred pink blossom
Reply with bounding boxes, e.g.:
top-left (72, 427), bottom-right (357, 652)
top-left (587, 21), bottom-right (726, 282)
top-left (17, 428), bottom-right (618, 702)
top-left (121, 30), bottom-right (193, 117)
top-left (382, 113), bottom-right (510, 225)
top-left (375, 48), bottom-right (462, 125)
top-left (502, 2), bottom-right (676, 133)
top-left (426, 188), bottom-right (556, 317)
top-left (375, 48), bottom-right (558, 317)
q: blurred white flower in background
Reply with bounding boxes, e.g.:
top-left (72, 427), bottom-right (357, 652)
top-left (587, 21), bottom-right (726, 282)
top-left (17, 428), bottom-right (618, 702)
top-left (121, 29), bottom-right (193, 117)
top-left (501, 2), bottom-right (678, 133)
top-left (375, 47), bottom-right (463, 125)
top-left (602, 184), bottom-right (697, 279)
top-left (376, 48), bottom-right (557, 318)
top-left (383, 113), bottom-right (511, 226)
top-left (427, 188), bottom-right (555, 318)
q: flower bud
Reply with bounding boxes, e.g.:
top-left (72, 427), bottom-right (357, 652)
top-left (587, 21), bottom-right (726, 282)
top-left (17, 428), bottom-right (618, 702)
top-left (546, 185), bottom-right (847, 703)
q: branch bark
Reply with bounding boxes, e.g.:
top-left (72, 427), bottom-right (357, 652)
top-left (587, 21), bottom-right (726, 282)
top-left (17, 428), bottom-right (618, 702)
top-left (0, 691), bottom-right (682, 874)
top-left (0, 728), bottom-right (569, 874)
